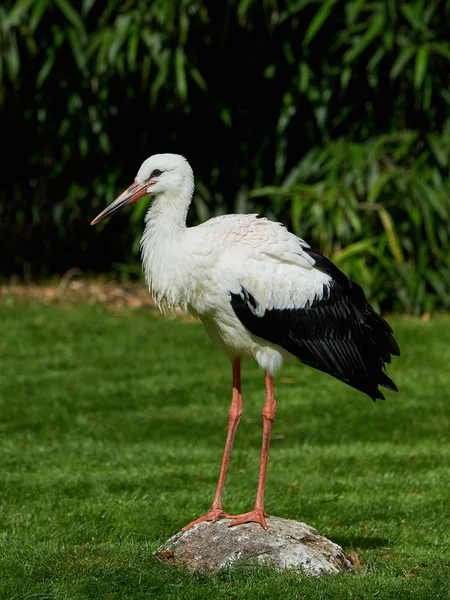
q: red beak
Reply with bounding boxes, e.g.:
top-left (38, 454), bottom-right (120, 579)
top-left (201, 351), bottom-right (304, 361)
top-left (91, 181), bottom-right (149, 225)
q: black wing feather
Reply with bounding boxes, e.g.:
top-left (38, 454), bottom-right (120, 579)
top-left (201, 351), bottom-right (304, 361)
top-left (230, 249), bottom-right (400, 401)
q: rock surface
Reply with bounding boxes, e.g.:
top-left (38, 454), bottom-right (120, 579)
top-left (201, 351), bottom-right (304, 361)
top-left (154, 517), bottom-right (353, 576)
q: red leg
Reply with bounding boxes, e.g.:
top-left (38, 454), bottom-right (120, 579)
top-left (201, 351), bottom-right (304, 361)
top-left (182, 358), bottom-right (243, 531)
top-left (228, 371), bottom-right (277, 530)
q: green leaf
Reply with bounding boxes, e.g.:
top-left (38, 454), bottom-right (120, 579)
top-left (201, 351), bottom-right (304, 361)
top-left (426, 134), bottom-right (449, 168)
top-left (414, 45), bottom-right (429, 90)
top-left (422, 73), bottom-right (432, 111)
top-left (95, 29), bottom-right (113, 74)
top-left (141, 54), bottom-right (151, 87)
top-left (390, 46), bottom-right (415, 80)
top-left (366, 172), bottom-right (392, 204)
top-left (367, 45), bottom-right (385, 74)
top-left (174, 47), bottom-right (187, 101)
top-left (420, 198), bottom-right (439, 255)
top-left (151, 49), bottom-right (170, 106)
top-left (429, 41), bottom-right (450, 61)
top-left (108, 14), bottom-right (132, 65)
top-left (179, 1), bottom-right (190, 45)
top-left (426, 271), bottom-right (449, 302)
top-left (340, 67), bottom-right (351, 89)
top-left (378, 207), bottom-right (404, 264)
top-left (423, 0), bottom-right (439, 25)
top-left (344, 11), bottom-right (386, 64)
top-left (190, 67), bottom-right (207, 91)
top-left (220, 107), bottom-right (232, 128)
top-left (299, 62), bottom-right (310, 92)
top-left (303, 0), bottom-right (337, 46)
top-left (127, 30), bottom-right (139, 71)
top-left (4, 33), bottom-right (20, 82)
top-left (54, 0), bottom-right (86, 39)
top-left (345, 0), bottom-right (365, 25)
top-left (66, 28), bottom-right (86, 72)
top-left (248, 186), bottom-right (293, 198)
top-left (283, 41), bottom-right (295, 65)
top-left (400, 3), bottom-right (423, 31)
top-left (79, 135), bottom-right (89, 158)
top-left (332, 238), bottom-right (379, 266)
top-left (4, 0), bottom-right (33, 28)
top-left (82, 0), bottom-right (95, 16)
top-left (30, 0), bottom-right (47, 31)
top-left (382, 27), bottom-right (394, 51)
top-left (238, 0), bottom-right (256, 18)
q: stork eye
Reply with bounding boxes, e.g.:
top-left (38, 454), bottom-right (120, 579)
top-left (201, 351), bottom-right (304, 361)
top-left (151, 169), bottom-right (162, 178)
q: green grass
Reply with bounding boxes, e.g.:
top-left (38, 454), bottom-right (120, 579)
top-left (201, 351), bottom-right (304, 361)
top-left (0, 302), bottom-right (449, 599)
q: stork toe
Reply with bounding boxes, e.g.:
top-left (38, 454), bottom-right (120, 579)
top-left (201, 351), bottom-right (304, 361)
top-left (228, 508), bottom-right (269, 530)
top-left (182, 508), bottom-right (231, 531)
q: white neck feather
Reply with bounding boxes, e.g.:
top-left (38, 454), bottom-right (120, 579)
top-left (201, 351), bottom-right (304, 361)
top-left (140, 179), bottom-right (195, 312)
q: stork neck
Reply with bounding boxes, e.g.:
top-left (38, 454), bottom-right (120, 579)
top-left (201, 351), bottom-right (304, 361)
top-left (140, 185), bottom-right (194, 309)
top-left (144, 188), bottom-right (192, 238)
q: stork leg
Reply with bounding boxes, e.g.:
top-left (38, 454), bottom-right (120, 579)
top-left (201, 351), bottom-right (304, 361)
top-left (228, 371), bottom-right (277, 530)
top-left (182, 358), bottom-right (243, 531)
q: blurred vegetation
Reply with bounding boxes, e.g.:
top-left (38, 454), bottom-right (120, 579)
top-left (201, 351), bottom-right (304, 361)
top-left (0, 0), bottom-right (449, 314)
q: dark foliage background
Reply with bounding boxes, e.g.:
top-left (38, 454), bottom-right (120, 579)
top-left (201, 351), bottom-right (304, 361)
top-left (1, 0), bottom-right (449, 313)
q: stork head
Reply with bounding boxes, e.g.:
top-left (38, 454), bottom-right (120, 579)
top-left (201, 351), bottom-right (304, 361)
top-left (91, 153), bottom-right (193, 225)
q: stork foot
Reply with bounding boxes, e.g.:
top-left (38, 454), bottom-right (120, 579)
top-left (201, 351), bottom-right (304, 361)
top-left (182, 508), bottom-right (230, 532)
top-left (228, 508), bottom-right (269, 530)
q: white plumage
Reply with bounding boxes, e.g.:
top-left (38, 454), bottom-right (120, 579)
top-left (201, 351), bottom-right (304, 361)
top-left (91, 153), bottom-right (399, 531)
top-left (136, 155), bottom-right (330, 374)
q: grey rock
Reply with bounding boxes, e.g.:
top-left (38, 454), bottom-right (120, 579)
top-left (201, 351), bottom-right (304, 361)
top-left (154, 516), bottom-right (353, 576)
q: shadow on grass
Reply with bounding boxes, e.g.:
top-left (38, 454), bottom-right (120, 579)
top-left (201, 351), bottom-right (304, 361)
top-left (331, 536), bottom-right (390, 550)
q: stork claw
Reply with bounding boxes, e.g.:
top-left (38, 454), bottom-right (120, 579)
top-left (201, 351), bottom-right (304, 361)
top-left (182, 508), bottom-right (230, 531)
top-left (227, 508), bottom-right (269, 530)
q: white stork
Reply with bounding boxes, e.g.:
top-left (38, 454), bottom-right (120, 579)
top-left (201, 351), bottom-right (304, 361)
top-left (91, 153), bottom-right (400, 531)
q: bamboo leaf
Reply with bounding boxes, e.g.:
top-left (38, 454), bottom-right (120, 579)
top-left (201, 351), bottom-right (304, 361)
top-left (95, 29), bottom-right (113, 74)
top-left (151, 49), bottom-right (170, 106)
top-left (420, 198), bottom-right (439, 255)
top-left (429, 41), bottom-right (450, 61)
top-left (54, 0), bottom-right (86, 38)
top-left (238, 0), bottom-right (256, 18)
top-left (390, 46), bottom-right (415, 80)
top-left (344, 11), bottom-right (386, 64)
top-left (4, 33), bottom-right (20, 82)
top-left (190, 67), bottom-right (207, 91)
top-left (278, 0), bottom-right (319, 25)
top-left (332, 237), bottom-right (379, 265)
top-left (30, 0), bottom-right (47, 31)
top-left (141, 54), bottom-right (151, 87)
top-left (426, 271), bottom-right (449, 303)
top-left (179, 1), bottom-right (190, 45)
top-left (248, 185), bottom-right (295, 198)
top-left (66, 27), bottom-right (86, 72)
top-left (366, 172), bottom-right (392, 204)
top-left (108, 14), bottom-right (132, 65)
top-left (345, 0), bottom-right (365, 25)
top-left (174, 47), bottom-right (187, 101)
top-left (414, 45), bottom-right (429, 90)
top-left (82, 0), bottom-right (95, 16)
top-left (127, 29), bottom-right (139, 71)
top-left (378, 207), bottom-right (404, 264)
top-left (36, 48), bottom-right (55, 86)
top-left (426, 134), bottom-right (449, 168)
top-left (423, 0), bottom-right (439, 25)
top-left (303, 0), bottom-right (337, 47)
top-left (400, 3), bottom-right (422, 30)
top-left (4, 0), bottom-right (33, 28)
top-left (422, 73), bottom-right (432, 111)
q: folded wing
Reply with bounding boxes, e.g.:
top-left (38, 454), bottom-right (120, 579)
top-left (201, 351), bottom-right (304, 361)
top-left (230, 249), bottom-right (400, 400)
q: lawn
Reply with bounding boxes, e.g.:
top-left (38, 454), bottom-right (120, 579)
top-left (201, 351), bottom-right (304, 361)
top-left (0, 301), bottom-right (449, 599)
